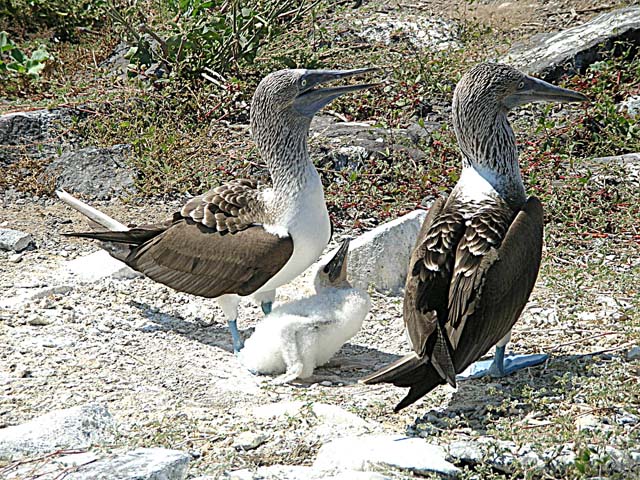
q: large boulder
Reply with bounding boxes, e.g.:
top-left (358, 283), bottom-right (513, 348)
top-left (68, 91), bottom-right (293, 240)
top-left (318, 210), bottom-right (427, 295)
top-left (502, 7), bottom-right (640, 80)
top-left (45, 144), bottom-right (137, 199)
top-left (0, 403), bottom-right (116, 460)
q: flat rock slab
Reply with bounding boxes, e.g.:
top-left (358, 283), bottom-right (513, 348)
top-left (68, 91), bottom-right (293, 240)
top-left (45, 144), bottom-right (137, 199)
top-left (0, 228), bottom-right (34, 252)
top-left (228, 465), bottom-right (389, 480)
top-left (62, 249), bottom-right (141, 283)
top-left (65, 448), bottom-right (190, 480)
top-left (503, 6), bottom-right (640, 80)
top-left (0, 403), bottom-right (116, 460)
top-left (317, 210), bottom-right (426, 295)
top-left (313, 434), bottom-right (460, 478)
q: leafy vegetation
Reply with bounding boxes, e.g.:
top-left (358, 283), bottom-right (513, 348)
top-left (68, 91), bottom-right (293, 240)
top-left (0, 31), bottom-right (51, 79)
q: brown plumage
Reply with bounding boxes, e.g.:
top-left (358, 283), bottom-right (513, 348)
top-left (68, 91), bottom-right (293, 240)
top-left (59, 67), bottom-right (378, 352)
top-left (361, 62), bottom-right (588, 411)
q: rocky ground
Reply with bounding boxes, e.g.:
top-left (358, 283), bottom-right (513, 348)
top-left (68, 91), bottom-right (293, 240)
top-left (2, 0), bottom-right (640, 479)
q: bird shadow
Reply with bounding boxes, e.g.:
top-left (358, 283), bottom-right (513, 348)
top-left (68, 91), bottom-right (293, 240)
top-left (408, 352), bottom-right (602, 435)
top-left (130, 300), bottom-right (402, 380)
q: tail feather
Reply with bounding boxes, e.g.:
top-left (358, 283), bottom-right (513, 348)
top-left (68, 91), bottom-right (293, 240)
top-left (63, 228), bottom-right (163, 245)
top-left (360, 352), bottom-right (424, 385)
top-left (56, 189), bottom-right (128, 232)
top-left (360, 352), bottom-right (448, 412)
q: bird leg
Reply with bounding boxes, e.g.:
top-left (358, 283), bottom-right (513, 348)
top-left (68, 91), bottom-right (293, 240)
top-left (261, 301), bottom-right (273, 315)
top-left (227, 319), bottom-right (245, 353)
top-left (218, 295), bottom-right (244, 353)
top-left (457, 331), bottom-right (548, 379)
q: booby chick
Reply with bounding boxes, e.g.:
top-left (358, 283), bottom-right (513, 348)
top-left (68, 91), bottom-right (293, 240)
top-left (362, 63), bottom-right (589, 411)
top-left (238, 239), bottom-right (371, 384)
top-left (58, 67), bottom-right (378, 353)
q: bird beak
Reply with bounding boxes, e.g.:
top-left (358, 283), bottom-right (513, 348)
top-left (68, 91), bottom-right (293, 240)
top-left (293, 68), bottom-right (379, 117)
top-left (504, 75), bottom-right (590, 109)
top-left (323, 238), bottom-right (351, 284)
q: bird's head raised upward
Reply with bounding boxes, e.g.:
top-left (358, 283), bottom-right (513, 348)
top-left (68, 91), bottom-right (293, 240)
top-left (452, 63), bottom-right (589, 185)
top-left (250, 68), bottom-right (377, 162)
top-left (314, 238), bottom-right (351, 291)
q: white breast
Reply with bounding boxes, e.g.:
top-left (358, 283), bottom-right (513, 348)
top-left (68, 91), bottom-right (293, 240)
top-left (257, 175), bottom-right (331, 293)
top-left (457, 166), bottom-right (500, 203)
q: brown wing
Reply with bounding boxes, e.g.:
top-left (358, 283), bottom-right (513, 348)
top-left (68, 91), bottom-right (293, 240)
top-left (123, 220), bottom-right (293, 298)
top-left (362, 197), bottom-right (459, 387)
top-left (445, 203), bottom-right (513, 349)
top-left (450, 196), bottom-right (543, 371)
top-left (65, 179), bottom-right (292, 298)
top-left (180, 179), bottom-right (266, 233)
top-left (405, 197), bottom-right (463, 354)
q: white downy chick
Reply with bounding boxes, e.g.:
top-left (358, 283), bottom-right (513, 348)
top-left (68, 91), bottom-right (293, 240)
top-left (238, 239), bottom-right (371, 383)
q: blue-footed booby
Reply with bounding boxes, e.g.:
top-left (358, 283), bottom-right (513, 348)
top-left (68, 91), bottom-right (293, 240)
top-left (239, 238), bottom-right (371, 383)
top-left (361, 63), bottom-right (588, 411)
top-left (58, 68), bottom-right (377, 353)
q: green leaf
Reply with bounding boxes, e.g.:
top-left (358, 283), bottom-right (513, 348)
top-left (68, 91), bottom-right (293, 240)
top-left (10, 48), bottom-right (26, 63)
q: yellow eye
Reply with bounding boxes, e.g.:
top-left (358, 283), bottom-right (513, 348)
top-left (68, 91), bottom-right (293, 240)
top-left (301, 79), bottom-right (307, 87)
top-left (518, 81), bottom-right (525, 89)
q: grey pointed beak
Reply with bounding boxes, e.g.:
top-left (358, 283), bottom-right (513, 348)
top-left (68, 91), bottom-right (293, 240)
top-left (323, 238), bottom-right (351, 283)
top-left (505, 75), bottom-right (590, 109)
top-left (293, 68), bottom-right (379, 117)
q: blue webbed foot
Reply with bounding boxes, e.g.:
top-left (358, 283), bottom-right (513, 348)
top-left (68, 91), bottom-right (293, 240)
top-left (457, 346), bottom-right (548, 379)
top-left (228, 319), bottom-right (244, 354)
top-left (261, 301), bottom-right (273, 315)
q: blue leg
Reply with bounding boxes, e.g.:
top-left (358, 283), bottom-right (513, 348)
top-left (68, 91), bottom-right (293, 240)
top-left (261, 301), bottom-right (273, 315)
top-left (228, 319), bottom-right (244, 353)
top-left (457, 345), bottom-right (548, 379)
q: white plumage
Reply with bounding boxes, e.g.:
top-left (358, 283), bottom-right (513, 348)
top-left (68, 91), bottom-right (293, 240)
top-left (238, 239), bottom-right (371, 383)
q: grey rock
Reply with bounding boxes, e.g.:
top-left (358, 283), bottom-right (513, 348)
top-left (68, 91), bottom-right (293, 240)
top-left (0, 108), bottom-right (80, 166)
top-left (65, 448), bottom-right (190, 480)
top-left (316, 210), bottom-right (427, 294)
top-left (0, 403), bottom-right (116, 460)
top-left (0, 228), bottom-right (33, 252)
top-left (45, 144), bottom-right (136, 199)
top-left (314, 434), bottom-right (460, 478)
top-left (310, 116), bottom-right (438, 171)
top-left (626, 345), bottom-right (640, 361)
top-left (233, 431), bottom-right (268, 451)
top-left (349, 14), bottom-right (459, 51)
top-left (575, 413), bottom-right (604, 432)
top-left (503, 7), bottom-right (640, 80)
top-left (619, 94), bottom-right (640, 118)
top-left (446, 440), bottom-right (484, 464)
top-left (228, 465), bottom-right (389, 480)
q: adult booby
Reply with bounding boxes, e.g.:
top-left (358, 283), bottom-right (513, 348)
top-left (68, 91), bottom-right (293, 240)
top-left (59, 68), bottom-right (377, 353)
top-left (239, 238), bottom-right (371, 384)
top-left (361, 63), bottom-right (588, 411)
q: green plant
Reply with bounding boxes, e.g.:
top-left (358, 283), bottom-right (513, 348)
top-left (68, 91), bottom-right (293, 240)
top-left (0, 0), bottom-right (107, 41)
top-left (109, 0), bottom-right (318, 78)
top-left (0, 31), bottom-right (51, 79)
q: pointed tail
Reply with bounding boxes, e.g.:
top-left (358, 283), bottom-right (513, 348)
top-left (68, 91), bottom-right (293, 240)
top-left (56, 189), bottom-right (129, 232)
top-left (360, 352), bottom-right (449, 412)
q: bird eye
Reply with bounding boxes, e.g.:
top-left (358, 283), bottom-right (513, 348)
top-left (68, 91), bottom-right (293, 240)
top-left (518, 81), bottom-right (525, 89)
top-left (301, 79), bottom-right (307, 87)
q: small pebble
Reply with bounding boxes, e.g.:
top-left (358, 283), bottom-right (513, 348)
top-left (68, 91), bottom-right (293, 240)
top-left (626, 346), bottom-right (640, 361)
top-left (320, 381), bottom-right (332, 387)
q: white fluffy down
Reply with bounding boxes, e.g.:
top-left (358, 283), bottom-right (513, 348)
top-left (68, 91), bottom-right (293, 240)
top-left (238, 288), bottom-right (370, 383)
